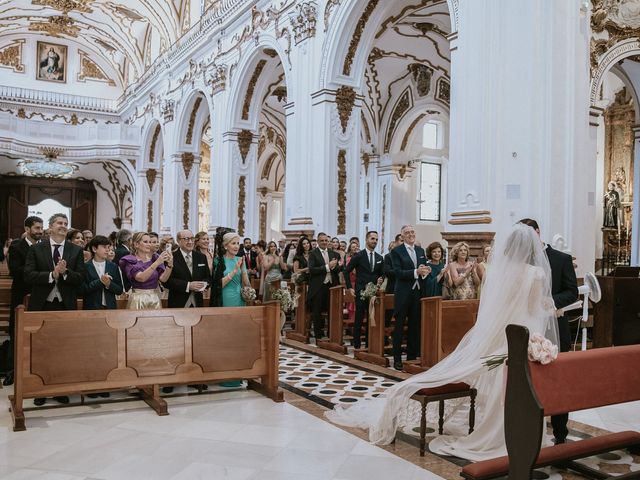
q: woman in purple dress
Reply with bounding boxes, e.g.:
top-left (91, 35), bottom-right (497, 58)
top-left (119, 232), bottom-right (173, 309)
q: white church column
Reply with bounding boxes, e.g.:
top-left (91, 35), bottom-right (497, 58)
top-left (208, 91), bottom-right (230, 232)
top-left (631, 125), bottom-right (640, 265)
top-left (448, 0), bottom-right (591, 272)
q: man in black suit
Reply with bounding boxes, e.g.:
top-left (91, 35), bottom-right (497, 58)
top-left (83, 235), bottom-right (123, 310)
top-left (390, 225), bottom-right (431, 370)
top-left (24, 213), bottom-right (85, 405)
top-left (307, 232), bottom-right (341, 339)
top-left (345, 231), bottom-right (384, 349)
top-left (162, 229), bottom-right (211, 393)
top-left (114, 229), bottom-right (132, 291)
top-left (520, 218), bottom-right (578, 444)
top-left (163, 230), bottom-right (210, 308)
top-left (383, 240), bottom-right (398, 329)
top-left (237, 237), bottom-right (258, 277)
top-left (6, 216), bottom-right (43, 385)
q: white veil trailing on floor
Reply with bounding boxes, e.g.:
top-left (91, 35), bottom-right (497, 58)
top-left (326, 224), bottom-right (559, 453)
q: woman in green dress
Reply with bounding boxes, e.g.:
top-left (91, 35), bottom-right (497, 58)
top-left (217, 232), bottom-right (250, 307)
top-left (424, 242), bottom-right (446, 297)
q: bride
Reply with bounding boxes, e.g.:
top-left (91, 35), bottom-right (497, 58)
top-left (326, 223), bottom-right (559, 461)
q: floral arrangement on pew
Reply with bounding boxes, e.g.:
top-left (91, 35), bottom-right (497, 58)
top-left (360, 282), bottom-right (380, 327)
top-left (291, 272), bottom-right (308, 286)
top-left (271, 287), bottom-right (298, 313)
top-left (240, 286), bottom-right (257, 304)
top-left (482, 333), bottom-right (558, 370)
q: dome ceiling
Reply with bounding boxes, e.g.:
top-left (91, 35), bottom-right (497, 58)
top-left (0, 0), bottom-right (188, 86)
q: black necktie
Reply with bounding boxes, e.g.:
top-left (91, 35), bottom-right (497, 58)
top-left (369, 251), bottom-right (374, 272)
top-left (53, 244), bottom-right (61, 264)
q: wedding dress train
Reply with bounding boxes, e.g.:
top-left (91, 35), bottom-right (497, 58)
top-left (326, 224), bottom-right (559, 461)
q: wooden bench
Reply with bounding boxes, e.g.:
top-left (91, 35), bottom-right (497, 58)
top-left (461, 325), bottom-right (640, 480)
top-left (404, 297), bottom-right (479, 374)
top-left (286, 284), bottom-right (309, 343)
top-left (11, 304), bottom-right (283, 431)
top-left (355, 291), bottom-right (394, 367)
top-left (317, 286), bottom-right (354, 354)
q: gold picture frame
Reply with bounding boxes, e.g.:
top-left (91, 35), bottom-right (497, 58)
top-left (36, 41), bottom-right (67, 83)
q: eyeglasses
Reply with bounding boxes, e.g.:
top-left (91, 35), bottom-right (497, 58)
top-left (179, 237), bottom-right (195, 242)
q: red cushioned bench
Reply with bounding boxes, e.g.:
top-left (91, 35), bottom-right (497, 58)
top-left (411, 382), bottom-right (477, 456)
top-left (461, 324), bottom-right (640, 480)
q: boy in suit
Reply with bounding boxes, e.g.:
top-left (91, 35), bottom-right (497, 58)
top-left (84, 235), bottom-right (124, 310)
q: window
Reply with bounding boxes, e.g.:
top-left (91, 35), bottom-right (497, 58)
top-left (422, 122), bottom-right (439, 149)
top-left (419, 162), bottom-right (441, 222)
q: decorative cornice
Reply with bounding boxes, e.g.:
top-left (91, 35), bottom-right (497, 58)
top-left (0, 86), bottom-right (118, 114)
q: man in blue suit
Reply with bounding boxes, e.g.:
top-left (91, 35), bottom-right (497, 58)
top-left (83, 235), bottom-right (123, 310)
top-left (389, 225), bottom-right (431, 370)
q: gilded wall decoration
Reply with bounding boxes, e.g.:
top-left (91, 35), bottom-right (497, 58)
top-left (186, 97), bottom-right (203, 144)
top-left (324, 0), bottom-right (342, 31)
top-left (272, 86), bottom-right (287, 102)
top-left (237, 129), bottom-right (254, 163)
top-left (183, 190), bottom-right (190, 229)
top-left (342, 0), bottom-right (379, 76)
top-left (591, 0), bottom-right (640, 75)
top-left (362, 152), bottom-right (370, 176)
top-left (0, 106), bottom-right (104, 124)
top-left (400, 113), bottom-right (426, 151)
top-left (437, 77), bottom-right (450, 105)
top-left (32, 0), bottom-right (93, 13)
top-left (261, 152), bottom-right (279, 180)
top-left (182, 152), bottom-right (195, 179)
top-left (147, 199), bottom-right (153, 232)
top-left (207, 64), bottom-right (227, 95)
top-left (336, 85), bottom-right (356, 133)
top-left (289, 2), bottom-right (317, 45)
top-left (78, 51), bottom-right (116, 85)
top-left (241, 59), bottom-right (267, 120)
top-left (337, 149), bottom-right (347, 235)
top-left (361, 111), bottom-right (372, 143)
top-left (238, 176), bottom-right (246, 236)
top-left (408, 63), bottom-right (433, 97)
top-left (36, 41), bottom-right (67, 83)
top-left (146, 168), bottom-right (157, 190)
top-left (160, 98), bottom-right (175, 123)
top-left (91, 161), bottom-right (133, 227)
top-left (385, 89), bottom-right (412, 153)
top-left (259, 201), bottom-right (267, 243)
top-left (29, 16), bottom-right (80, 37)
top-left (149, 124), bottom-right (161, 164)
top-left (0, 41), bottom-right (25, 73)
top-left (181, 0), bottom-right (191, 34)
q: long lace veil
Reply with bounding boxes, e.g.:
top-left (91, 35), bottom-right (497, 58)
top-left (326, 223), bottom-right (559, 444)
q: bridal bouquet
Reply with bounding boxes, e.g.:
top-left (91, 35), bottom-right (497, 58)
top-left (240, 286), bottom-right (257, 302)
top-left (482, 334), bottom-right (558, 370)
top-left (527, 333), bottom-right (558, 365)
top-left (272, 287), bottom-right (299, 313)
top-left (360, 282), bottom-right (380, 302)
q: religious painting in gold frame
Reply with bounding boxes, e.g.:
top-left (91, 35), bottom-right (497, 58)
top-left (36, 41), bottom-right (67, 83)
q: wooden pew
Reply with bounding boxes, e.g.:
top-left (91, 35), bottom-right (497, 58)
top-left (355, 291), bottom-right (394, 367)
top-left (286, 284), bottom-right (309, 343)
top-left (11, 304), bottom-right (283, 431)
top-left (404, 297), bottom-right (479, 374)
top-left (462, 324), bottom-right (640, 480)
top-left (0, 283), bottom-right (11, 334)
top-left (317, 286), bottom-right (353, 354)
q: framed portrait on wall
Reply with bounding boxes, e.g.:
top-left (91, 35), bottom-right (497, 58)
top-left (36, 41), bottom-right (67, 83)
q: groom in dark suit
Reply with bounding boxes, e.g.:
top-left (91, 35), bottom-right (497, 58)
top-left (390, 225), bottom-right (430, 370)
top-left (344, 231), bottom-right (384, 349)
top-left (307, 232), bottom-right (341, 339)
top-left (520, 218), bottom-right (578, 444)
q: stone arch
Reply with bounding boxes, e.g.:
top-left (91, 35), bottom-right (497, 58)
top-left (387, 101), bottom-right (449, 156)
top-left (175, 89), bottom-right (212, 152)
top-left (590, 39), bottom-right (640, 106)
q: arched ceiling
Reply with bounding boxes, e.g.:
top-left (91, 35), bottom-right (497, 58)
top-left (0, 0), bottom-right (186, 86)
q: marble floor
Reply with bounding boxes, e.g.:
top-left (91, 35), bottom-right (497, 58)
top-left (0, 386), bottom-right (444, 480)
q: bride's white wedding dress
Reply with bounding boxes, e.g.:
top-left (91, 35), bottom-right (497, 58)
top-left (326, 224), bottom-right (559, 461)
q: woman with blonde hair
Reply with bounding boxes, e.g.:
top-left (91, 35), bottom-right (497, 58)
top-left (211, 231), bottom-right (250, 307)
top-left (195, 231), bottom-right (214, 272)
top-left (119, 232), bottom-right (172, 309)
top-left (447, 241), bottom-right (480, 300)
